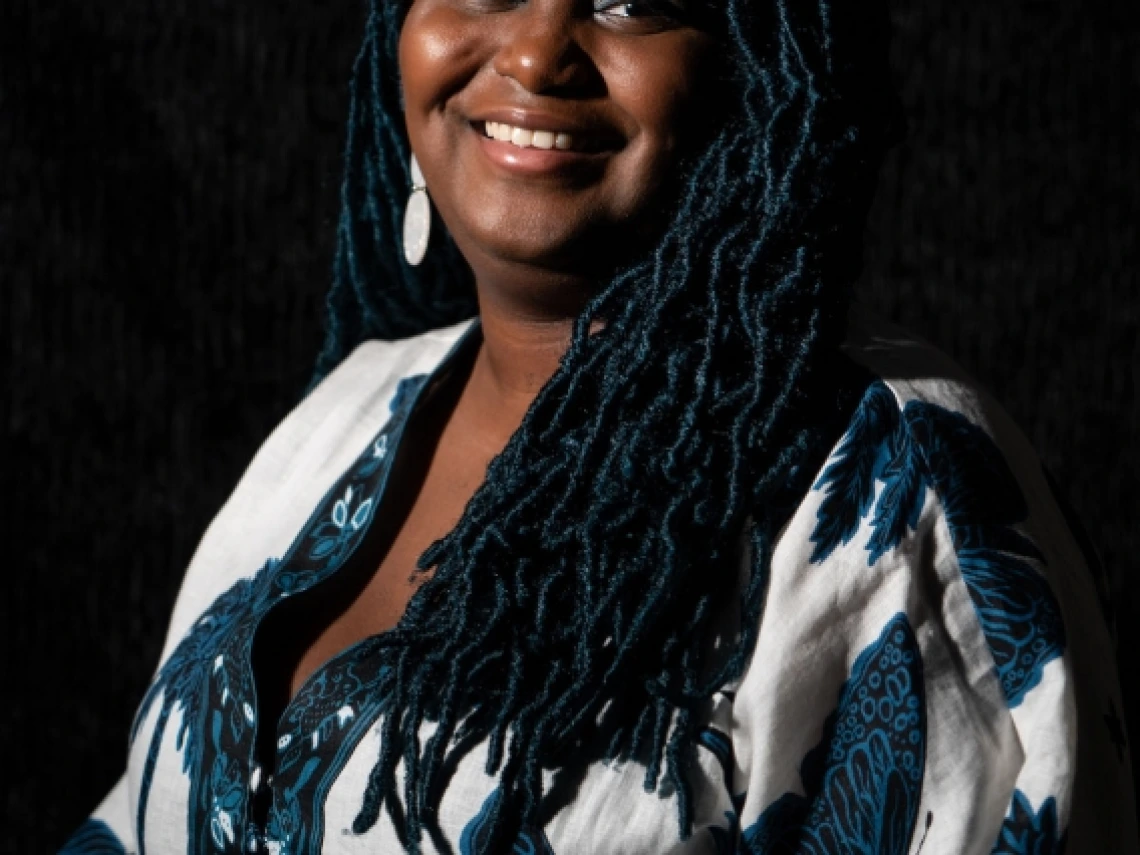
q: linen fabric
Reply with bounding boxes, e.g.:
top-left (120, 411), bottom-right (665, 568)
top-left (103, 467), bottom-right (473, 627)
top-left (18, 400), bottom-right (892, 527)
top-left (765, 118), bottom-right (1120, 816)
top-left (61, 308), bottom-right (1137, 854)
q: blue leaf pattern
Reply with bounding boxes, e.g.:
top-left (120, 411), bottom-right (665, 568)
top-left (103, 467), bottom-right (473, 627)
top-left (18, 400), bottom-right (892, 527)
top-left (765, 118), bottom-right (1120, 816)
top-left (902, 402), bottom-right (1066, 707)
top-left (262, 651), bottom-right (391, 854)
top-left (865, 427), bottom-right (925, 566)
top-left (128, 372), bottom-right (429, 855)
top-left (810, 382), bottom-right (1065, 709)
top-left (990, 791), bottom-right (1066, 855)
top-left (459, 789), bottom-right (556, 855)
top-left (131, 572), bottom-right (267, 855)
top-left (810, 383), bottom-right (902, 564)
top-left (956, 549), bottom-right (1066, 704)
top-left (740, 612), bottom-right (926, 855)
top-left (58, 819), bottom-right (127, 855)
top-left (113, 348), bottom-right (1081, 854)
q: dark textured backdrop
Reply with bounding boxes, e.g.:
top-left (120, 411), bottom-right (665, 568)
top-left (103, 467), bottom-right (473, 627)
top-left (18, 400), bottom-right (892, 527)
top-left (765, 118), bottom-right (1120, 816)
top-left (2, 1), bottom-right (1137, 850)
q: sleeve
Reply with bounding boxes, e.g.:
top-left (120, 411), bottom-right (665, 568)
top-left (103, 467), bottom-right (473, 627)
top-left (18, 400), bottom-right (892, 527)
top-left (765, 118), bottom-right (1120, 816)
top-left (727, 380), bottom-right (1138, 854)
top-left (58, 776), bottom-right (133, 854)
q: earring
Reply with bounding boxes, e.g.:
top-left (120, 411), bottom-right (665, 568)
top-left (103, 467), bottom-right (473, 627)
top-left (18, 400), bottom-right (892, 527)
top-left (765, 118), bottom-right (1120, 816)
top-left (403, 153), bottom-right (431, 267)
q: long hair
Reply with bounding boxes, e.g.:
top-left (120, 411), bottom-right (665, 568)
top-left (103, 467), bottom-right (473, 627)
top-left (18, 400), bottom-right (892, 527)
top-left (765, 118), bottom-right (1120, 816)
top-left (316, 1), bottom-right (900, 851)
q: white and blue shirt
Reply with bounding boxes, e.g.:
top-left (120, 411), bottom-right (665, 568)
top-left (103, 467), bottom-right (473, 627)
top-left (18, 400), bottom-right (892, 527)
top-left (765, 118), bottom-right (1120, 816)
top-left (62, 308), bottom-right (1137, 854)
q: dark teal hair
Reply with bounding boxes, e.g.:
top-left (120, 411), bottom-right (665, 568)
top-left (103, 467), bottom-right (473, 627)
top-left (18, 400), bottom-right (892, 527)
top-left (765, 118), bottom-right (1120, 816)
top-left (316, 1), bottom-right (901, 852)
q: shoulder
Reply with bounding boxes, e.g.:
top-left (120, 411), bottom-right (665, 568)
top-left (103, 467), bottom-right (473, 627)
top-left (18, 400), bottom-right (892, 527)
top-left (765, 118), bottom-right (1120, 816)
top-left (836, 306), bottom-right (1107, 636)
top-left (835, 308), bottom-right (1074, 702)
top-left (823, 307), bottom-right (1109, 684)
top-left (833, 305), bottom-right (1088, 576)
top-left (302, 318), bottom-right (477, 428)
top-left (157, 320), bottom-right (475, 658)
top-left (729, 307), bottom-right (1134, 850)
top-left (806, 305), bottom-right (1055, 577)
top-left (250, 318), bottom-right (474, 495)
top-left (222, 317), bottom-right (476, 530)
top-left (842, 303), bottom-right (1033, 459)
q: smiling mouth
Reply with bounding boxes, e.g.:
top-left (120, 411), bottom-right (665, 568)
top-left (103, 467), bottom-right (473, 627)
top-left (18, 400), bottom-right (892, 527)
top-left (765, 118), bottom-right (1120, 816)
top-left (475, 121), bottom-right (616, 155)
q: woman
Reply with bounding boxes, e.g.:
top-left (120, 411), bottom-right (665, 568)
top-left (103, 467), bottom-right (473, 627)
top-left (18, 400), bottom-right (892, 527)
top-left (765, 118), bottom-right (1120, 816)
top-left (62, 0), bottom-right (1135, 852)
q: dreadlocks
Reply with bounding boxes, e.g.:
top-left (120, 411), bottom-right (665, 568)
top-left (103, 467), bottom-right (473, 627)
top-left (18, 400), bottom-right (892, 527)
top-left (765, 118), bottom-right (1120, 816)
top-left (314, 1), bottom-right (900, 851)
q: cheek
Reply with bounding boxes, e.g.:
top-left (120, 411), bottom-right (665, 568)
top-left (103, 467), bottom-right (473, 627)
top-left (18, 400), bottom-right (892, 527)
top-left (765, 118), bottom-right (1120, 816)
top-left (603, 36), bottom-right (717, 198)
top-left (399, 5), bottom-right (484, 140)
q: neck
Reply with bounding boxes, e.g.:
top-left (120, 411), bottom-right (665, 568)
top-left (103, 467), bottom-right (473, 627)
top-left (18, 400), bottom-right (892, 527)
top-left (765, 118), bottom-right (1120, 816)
top-left (455, 270), bottom-right (593, 448)
top-left (472, 293), bottom-right (577, 410)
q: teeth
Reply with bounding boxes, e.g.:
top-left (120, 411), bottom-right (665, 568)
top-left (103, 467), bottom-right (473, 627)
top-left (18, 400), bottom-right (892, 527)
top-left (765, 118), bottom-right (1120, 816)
top-left (485, 121), bottom-right (577, 152)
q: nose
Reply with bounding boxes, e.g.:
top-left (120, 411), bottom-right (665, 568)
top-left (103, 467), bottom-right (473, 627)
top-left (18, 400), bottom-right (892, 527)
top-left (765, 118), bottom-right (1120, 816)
top-left (492, 5), bottom-right (599, 95)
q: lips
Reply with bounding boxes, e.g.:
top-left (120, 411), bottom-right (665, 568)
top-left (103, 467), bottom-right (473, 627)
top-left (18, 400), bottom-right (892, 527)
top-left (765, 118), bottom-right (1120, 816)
top-left (462, 106), bottom-right (623, 178)
top-left (482, 121), bottom-right (577, 152)
top-left (469, 109), bottom-right (623, 156)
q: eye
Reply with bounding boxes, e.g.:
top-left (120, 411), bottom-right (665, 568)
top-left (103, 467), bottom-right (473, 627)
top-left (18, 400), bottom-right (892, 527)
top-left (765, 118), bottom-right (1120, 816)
top-left (458, 0), bottom-right (525, 12)
top-left (593, 0), bottom-right (692, 29)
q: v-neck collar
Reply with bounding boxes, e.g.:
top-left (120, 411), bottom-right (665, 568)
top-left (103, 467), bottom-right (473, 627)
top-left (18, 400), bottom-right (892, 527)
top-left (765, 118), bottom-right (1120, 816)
top-left (245, 321), bottom-right (485, 845)
top-left (131, 320), bottom-right (484, 855)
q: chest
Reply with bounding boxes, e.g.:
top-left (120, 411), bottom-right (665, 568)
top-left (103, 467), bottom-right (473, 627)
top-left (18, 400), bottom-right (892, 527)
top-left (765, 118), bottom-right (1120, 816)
top-left (125, 538), bottom-right (734, 854)
top-left (121, 352), bottom-right (744, 854)
top-left (285, 437), bottom-right (491, 700)
top-left (122, 408), bottom-right (739, 855)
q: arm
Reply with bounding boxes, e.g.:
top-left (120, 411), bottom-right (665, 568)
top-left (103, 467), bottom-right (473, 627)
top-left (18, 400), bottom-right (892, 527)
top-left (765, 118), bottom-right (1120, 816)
top-left (729, 379), bottom-right (1136, 853)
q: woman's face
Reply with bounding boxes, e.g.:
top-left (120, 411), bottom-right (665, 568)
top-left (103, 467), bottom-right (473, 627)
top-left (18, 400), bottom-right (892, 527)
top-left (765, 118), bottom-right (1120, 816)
top-left (399, 0), bottom-right (717, 285)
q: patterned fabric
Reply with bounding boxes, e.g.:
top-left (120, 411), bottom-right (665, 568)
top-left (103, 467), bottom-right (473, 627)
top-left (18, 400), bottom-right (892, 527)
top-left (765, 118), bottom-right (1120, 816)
top-left (459, 790), bottom-right (556, 855)
top-left (989, 791), bottom-right (1066, 855)
top-left (63, 310), bottom-right (1137, 854)
top-left (739, 612), bottom-right (926, 855)
top-left (128, 375), bottom-right (424, 855)
top-left (810, 383), bottom-right (1066, 708)
top-left (59, 820), bottom-right (127, 855)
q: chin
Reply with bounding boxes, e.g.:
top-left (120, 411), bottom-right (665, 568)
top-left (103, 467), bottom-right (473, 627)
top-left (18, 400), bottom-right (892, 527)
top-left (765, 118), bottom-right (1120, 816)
top-left (453, 208), bottom-right (621, 277)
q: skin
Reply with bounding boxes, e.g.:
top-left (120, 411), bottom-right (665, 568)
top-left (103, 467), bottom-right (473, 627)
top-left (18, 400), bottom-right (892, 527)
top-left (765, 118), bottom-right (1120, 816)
top-left (251, 0), bottom-right (718, 747)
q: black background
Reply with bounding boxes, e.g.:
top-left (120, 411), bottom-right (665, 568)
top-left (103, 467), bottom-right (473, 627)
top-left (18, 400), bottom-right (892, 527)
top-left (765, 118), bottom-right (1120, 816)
top-left (2, 1), bottom-right (1137, 850)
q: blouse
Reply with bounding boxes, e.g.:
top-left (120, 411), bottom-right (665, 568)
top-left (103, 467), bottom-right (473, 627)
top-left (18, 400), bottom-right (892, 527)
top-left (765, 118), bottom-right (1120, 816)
top-left (61, 306), bottom-right (1137, 854)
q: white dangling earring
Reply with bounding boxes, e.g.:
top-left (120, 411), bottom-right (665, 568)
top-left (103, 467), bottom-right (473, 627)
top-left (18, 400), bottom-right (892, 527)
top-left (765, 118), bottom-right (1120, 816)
top-left (402, 153), bottom-right (431, 267)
